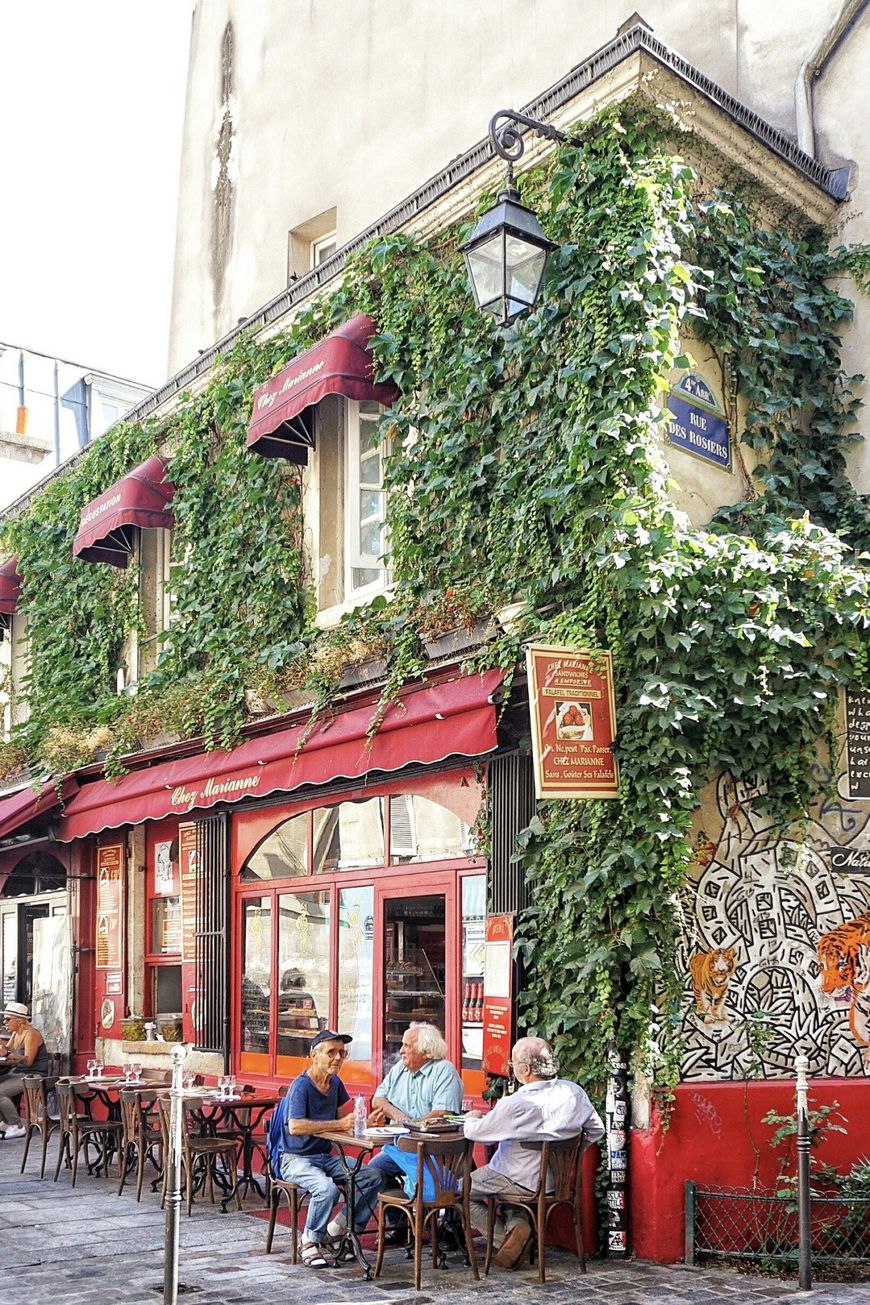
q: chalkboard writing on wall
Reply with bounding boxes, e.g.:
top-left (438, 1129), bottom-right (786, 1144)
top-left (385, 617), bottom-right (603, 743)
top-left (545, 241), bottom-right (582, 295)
top-left (845, 689), bottom-right (870, 798)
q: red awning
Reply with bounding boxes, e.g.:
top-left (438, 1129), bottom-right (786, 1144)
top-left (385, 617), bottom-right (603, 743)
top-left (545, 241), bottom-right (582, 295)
top-left (246, 314), bottom-right (399, 462)
top-left (0, 556), bottom-right (22, 616)
top-left (0, 775), bottom-right (78, 843)
top-left (56, 671), bottom-right (502, 841)
top-left (73, 455), bottom-right (175, 567)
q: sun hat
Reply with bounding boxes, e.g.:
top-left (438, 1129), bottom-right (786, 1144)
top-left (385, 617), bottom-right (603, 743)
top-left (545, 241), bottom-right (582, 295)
top-left (1, 1001), bottom-right (30, 1020)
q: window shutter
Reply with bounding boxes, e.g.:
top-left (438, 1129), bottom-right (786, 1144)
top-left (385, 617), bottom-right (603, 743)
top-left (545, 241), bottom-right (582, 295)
top-left (193, 812), bottom-right (229, 1055)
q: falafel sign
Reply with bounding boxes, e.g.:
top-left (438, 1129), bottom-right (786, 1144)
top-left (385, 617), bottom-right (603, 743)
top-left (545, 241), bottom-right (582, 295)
top-left (526, 645), bottom-right (619, 799)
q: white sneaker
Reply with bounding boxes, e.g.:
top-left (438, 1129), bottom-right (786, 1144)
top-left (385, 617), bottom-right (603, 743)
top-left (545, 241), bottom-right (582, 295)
top-left (3, 1124), bottom-right (25, 1139)
top-left (327, 1210), bottom-right (348, 1239)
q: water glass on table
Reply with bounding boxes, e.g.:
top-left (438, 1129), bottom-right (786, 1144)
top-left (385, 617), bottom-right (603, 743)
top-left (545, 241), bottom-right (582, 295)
top-left (216, 1074), bottom-right (228, 1100)
top-left (86, 1057), bottom-right (97, 1078)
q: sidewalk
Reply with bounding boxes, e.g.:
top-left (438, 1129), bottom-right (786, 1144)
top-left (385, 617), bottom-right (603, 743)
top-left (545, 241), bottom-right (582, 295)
top-left (1, 1133), bottom-right (867, 1305)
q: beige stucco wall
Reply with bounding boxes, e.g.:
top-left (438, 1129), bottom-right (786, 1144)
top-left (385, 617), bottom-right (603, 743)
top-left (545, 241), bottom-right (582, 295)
top-left (169, 1), bottom-right (870, 497)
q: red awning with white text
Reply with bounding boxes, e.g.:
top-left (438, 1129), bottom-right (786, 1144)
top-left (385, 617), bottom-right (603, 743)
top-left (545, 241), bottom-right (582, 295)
top-left (0, 775), bottom-right (78, 843)
top-left (55, 671), bottom-right (502, 841)
top-left (246, 314), bottom-right (399, 463)
top-left (73, 455), bottom-right (175, 567)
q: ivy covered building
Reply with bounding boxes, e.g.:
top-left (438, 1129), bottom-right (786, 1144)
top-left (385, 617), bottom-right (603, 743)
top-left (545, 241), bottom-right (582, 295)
top-left (2, 12), bottom-right (870, 1260)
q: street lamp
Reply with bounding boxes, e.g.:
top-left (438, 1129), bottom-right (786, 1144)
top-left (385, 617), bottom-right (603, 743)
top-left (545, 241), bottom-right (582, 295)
top-left (461, 109), bottom-right (571, 324)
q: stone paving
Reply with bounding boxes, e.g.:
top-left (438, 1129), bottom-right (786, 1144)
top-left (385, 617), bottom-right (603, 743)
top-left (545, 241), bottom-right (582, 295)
top-left (1, 1133), bottom-right (868, 1305)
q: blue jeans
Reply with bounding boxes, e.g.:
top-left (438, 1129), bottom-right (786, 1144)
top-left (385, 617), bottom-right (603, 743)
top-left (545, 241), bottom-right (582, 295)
top-left (278, 1150), bottom-right (385, 1242)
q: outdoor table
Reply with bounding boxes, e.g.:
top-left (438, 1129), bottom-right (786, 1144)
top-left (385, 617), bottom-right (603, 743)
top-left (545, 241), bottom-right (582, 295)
top-left (312, 1126), bottom-right (465, 1278)
top-left (185, 1091), bottom-right (279, 1212)
top-left (312, 1128), bottom-right (383, 1278)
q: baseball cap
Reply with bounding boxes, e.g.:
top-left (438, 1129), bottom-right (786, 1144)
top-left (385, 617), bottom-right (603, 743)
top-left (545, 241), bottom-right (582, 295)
top-left (311, 1029), bottom-right (353, 1050)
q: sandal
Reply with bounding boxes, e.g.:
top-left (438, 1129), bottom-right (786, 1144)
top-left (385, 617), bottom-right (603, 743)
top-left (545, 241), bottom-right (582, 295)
top-left (300, 1239), bottom-right (330, 1268)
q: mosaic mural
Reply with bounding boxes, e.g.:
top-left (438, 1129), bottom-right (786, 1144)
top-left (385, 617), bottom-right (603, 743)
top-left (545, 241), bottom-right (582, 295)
top-left (679, 756), bottom-right (870, 1080)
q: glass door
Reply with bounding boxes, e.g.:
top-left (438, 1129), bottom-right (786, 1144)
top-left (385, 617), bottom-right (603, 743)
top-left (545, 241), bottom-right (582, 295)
top-left (379, 881), bottom-right (455, 1077)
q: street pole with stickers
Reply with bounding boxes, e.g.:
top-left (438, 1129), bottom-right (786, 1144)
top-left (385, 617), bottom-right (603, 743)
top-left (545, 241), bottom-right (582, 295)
top-left (605, 1049), bottom-right (630, 1257)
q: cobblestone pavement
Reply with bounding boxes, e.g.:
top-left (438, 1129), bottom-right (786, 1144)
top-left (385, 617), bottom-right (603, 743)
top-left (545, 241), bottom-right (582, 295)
top-left (1, 1134), bottom-right (868, 1305)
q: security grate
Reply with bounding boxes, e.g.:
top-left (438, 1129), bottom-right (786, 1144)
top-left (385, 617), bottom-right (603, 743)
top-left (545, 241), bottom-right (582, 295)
top-left (192, 812), bottom-right (229, 1056)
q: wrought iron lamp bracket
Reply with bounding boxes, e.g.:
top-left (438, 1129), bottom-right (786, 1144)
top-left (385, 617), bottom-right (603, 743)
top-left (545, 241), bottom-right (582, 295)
top-left (488, 109), bottom-right (576, 183)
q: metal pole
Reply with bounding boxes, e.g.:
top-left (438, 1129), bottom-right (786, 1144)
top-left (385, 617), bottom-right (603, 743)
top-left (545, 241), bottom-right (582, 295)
top-left (163, 1042), bottom-right (187, 1304)
top-left (795, 1053), bottom-right (812, 1291)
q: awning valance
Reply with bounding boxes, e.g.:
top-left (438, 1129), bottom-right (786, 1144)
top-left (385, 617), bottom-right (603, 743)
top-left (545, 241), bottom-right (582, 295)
top-left (73, 455), bottom-right (175, 567)
top-left (0, 557), bottom-right (22, 616)
top-left (56, 671), bottom-right (502, 841)
top-left (0, 776), bottom-right (78, 844)
top-left (246, 314), bottom-right (399, 463)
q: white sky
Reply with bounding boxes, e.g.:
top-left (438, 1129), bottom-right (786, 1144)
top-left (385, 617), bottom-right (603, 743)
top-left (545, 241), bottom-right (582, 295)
top-left (0, 1), bottom-right (193, 387)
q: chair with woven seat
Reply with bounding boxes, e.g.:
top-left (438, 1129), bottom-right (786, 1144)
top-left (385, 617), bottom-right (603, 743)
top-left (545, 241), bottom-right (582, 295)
top-left (374, 1134), bottom-right (479, 1292)
top-left (481, 1133), bottom-right (586, 1283)
top-left (20, 1075), bottom-right (60, 1178)
top-left (158, 1096), bottom-right (242, 1216)
top-left (264, 1154), bottom-right (313, 1259)
top-left (117, 1088), bottom-right (163, 1200)
top-left (53, 1081), bottom-right (123, 1187)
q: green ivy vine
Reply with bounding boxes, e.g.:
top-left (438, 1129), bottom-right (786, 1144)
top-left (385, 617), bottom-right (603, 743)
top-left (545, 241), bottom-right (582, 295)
top-left (2, 105), bottom-right (870, 1100)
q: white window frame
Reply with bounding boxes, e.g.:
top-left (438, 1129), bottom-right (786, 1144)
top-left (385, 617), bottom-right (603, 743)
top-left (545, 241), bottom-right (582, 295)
top-left (125, 527), bottom-right (172, 690)
top-left (345, 400), bottom-right (390, 603)
top-left (311, 232), bottom-right (337, 267)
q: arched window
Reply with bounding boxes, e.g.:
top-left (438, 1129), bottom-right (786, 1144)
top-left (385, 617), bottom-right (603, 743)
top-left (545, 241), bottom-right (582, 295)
top-left (2, 851), bottom-right (66, 897)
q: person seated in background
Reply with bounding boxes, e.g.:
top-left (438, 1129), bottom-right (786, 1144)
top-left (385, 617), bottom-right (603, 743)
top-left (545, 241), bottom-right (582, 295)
top-left (0, 1001), bottom-right (49, 1140)
top-left (464, 1035), bottom-right (604, 1270)
top-left (368, 1023), bottom-right (463, 1242)
top-left (266, 1029), bottom-right (385, 1268)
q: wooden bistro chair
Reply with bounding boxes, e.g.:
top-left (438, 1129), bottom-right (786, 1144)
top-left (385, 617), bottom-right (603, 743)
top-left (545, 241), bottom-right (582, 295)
top-left (482, 1133), bottom-right (586, 1283)
top-left (264, 1151), bottom-right (312, 1261)
top-left (20, 1074), bottom-right (60, 1179)
top-left (158, 1096), bottom-right (242, 1216)
top-left (118, 1089), bottom-right (164, 1200)
top-left (53, 1080), bottom-right (123, 1188)
top-left (374, 1134), bottom-right (479, 1293)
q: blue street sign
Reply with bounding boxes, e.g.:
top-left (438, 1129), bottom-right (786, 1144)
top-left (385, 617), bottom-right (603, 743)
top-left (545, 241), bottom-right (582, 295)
top-left (666, 373), bottom-right (731, 470)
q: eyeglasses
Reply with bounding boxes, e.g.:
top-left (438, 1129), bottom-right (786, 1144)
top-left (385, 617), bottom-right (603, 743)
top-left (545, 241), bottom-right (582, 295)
top-left (320, 1048), bottom-right (348, 1059)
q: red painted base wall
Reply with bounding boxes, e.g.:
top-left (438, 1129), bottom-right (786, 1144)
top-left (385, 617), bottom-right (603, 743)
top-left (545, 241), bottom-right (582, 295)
top-left (631, 1079), bottom-right (870, 1262)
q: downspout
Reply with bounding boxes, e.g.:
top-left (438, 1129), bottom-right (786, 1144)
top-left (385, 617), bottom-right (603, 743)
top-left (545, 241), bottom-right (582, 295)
top-left (796, 0), bottom-right (869, 156)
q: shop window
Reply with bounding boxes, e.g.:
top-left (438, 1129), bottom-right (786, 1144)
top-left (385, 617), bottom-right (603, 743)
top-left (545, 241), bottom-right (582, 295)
top-left (313, 798), bottom-right (385, 872)
top-left (1, 851), bottom-right (66, 896)
top-left (146, 836), bottom-right (182, 1026)
top-left (338, 886), bottom-right (374, 1064)
top-left (277, 889), bottom-right (330, 1063)
top-left (389, 795), bottom-right (473, 864)
top-left (460, 875), bottom-right (485, 1071)
top-left (135, 527), bottom-right (172, 680)
top-left (241, 897), bottom-right (271, 1057)
top-left (384, 894), bottom-right (446, 1065)
top-left (241, 812), bottom-right (308, 881)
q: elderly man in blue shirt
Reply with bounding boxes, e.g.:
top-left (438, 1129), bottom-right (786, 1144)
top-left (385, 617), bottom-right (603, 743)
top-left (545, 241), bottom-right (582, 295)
top-left (368, 1022), bottom-right (463, 1241)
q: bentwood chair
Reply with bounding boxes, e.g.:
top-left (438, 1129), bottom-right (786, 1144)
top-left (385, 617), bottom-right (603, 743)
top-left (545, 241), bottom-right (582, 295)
top-left (158, 1096), bottom-right (242, 1216)
top-left (264, 1155), bottom-right (312, 1260)
top-left (481, 1133), bottom-right (586, 1283)
top-left (117, 1089), bottom-right (163, 1200)
top-left (374, 1134), bottom-right (479, 1292)
top-left (20, 1075), bottom-right (60, 1178)
top-left (53, 1081), bottom-right (123, 1187)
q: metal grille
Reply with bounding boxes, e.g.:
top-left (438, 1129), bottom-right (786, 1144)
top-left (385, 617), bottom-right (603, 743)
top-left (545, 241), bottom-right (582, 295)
top-left (489, 751), bottom-right (535, 915)
top-left (193, 813), bottom-right (229, 1056)
top-left (686, 1182), bottom-right (870, 1268)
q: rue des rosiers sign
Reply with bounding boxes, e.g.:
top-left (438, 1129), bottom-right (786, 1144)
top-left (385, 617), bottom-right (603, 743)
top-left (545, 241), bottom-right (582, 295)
top-left (525, 644), bottom-right (619, 800)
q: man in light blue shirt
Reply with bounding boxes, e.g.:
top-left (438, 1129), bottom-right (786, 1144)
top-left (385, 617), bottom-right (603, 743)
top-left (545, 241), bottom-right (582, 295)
top-left (368, 1023), bottom-right (463, 1239)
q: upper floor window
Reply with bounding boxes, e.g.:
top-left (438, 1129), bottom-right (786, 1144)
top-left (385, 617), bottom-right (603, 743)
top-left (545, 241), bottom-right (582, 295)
top-left (347, 400), bottom-right (389, 597)
top-left (311, 233), bottom-right (337, 267)
top-left (288, 207), bottom-right (338, 283)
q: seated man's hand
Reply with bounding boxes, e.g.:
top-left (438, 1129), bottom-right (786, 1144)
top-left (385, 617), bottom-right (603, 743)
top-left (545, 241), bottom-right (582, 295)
top-left (419, 1110), bottom-right (450, 1125)
top-left (368, 1106), bottom-right (386, 1127)
top-left (464, 1109), bottom-right (483, 1120)
top-left (336, 1112), bottom-right (355, 1133)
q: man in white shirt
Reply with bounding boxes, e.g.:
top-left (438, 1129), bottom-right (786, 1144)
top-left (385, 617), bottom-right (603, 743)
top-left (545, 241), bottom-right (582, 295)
top-left (463, 1035), bottom-right (604, 1269)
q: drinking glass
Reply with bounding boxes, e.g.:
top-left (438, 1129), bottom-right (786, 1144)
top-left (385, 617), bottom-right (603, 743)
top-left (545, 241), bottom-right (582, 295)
top-left (129, 1061), bottom-right (142, 1085)
top-left (86, 1057), bottom-right (97, 1078)
top-left (182, 1072), bottom-right (195, 1091)
top-left (95, 1062), bottom-right (104, 1079)
top-left (216, 1074), bottom-right (228, 1100)
top-left (225, 1074), bottom-right (236, 1099)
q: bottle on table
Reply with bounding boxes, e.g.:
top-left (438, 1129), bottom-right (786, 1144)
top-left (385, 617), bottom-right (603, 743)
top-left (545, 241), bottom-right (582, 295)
top-left (354, 1093), bottom-right (367, 1137)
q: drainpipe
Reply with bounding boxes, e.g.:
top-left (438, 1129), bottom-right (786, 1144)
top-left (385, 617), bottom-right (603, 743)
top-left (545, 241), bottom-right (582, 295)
top-left (796, 0), bottom-right (869, 157)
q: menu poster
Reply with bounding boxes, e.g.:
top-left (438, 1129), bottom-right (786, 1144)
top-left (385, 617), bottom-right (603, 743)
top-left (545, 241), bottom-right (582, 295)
top-left (95, 844), bottom-right (123, 970)
top-left (482, 914), bottom-right (514, 1078)
top-left (154, 840), bottom-right (177, 896)
top-left (526, 644), bottom-right (619, 800)
top-left (845, 689), bottom-right (870, 799)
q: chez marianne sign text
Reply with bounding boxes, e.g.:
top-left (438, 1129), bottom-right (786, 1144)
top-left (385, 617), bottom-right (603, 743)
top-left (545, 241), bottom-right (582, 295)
top-left (170, 771), bottom-right (262, 808)
top-left (526, 643), bottom-right (620, 799)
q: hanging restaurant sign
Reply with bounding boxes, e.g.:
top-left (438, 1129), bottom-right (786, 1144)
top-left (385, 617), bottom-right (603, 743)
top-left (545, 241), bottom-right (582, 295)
top-left (666, 373), bottom-right (731, 471)
top-left (526, 644), bottom-right (619, 799)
